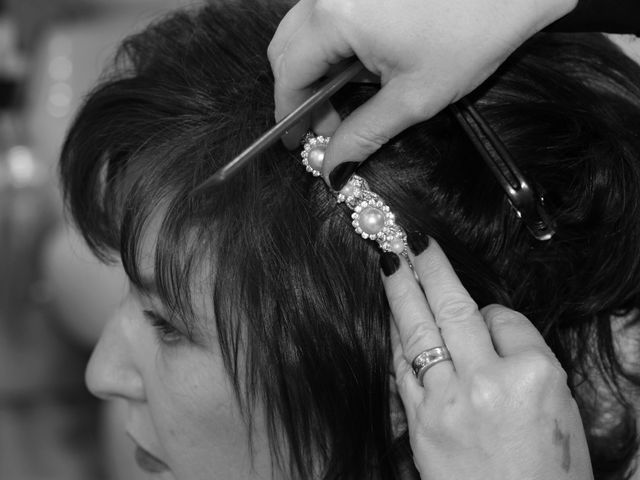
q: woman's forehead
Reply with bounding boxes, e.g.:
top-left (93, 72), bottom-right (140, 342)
top-left (131, 205), bottom-right (217, 321)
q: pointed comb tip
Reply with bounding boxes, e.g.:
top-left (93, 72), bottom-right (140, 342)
top-left (190, 172), bottom-right (225, 197)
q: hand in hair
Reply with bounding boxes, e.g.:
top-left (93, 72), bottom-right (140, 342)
top-left (380, 238), bottom-right (594, 480)
top-left (268, 0), bottom-right (578, 191)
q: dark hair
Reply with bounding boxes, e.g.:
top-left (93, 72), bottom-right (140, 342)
top-left (60, 2), bottom-right (640, 479)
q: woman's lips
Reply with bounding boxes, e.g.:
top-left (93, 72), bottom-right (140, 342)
top-left (134, 445), bottom-right (170, 474)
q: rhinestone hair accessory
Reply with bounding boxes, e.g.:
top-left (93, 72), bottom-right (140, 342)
top-left (301, 132), bottom-right (410, 260)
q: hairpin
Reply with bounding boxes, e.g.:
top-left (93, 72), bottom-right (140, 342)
top-left (449, 98), bottom-right (556, 241)
top-left (301, 132), bottom-right (411, 261)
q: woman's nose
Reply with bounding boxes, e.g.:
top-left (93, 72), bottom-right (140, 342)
top-left (85, 308), bottom-right (145, 402)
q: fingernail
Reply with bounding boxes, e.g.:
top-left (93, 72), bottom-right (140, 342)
top-left (380, 252), bottom-right (401, 277)
top-left (407, 231), bottom-right (429, 256)
top-left (329, 161), bottom-right (360, 191)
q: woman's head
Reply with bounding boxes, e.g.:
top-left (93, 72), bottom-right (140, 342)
top-left (60, 1), bottom-right (640, 479)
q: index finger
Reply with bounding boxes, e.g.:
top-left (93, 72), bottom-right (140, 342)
top-left (410, 237), bottom-right (497, 373)
top-left (270, 5), bottom-right (353, 147)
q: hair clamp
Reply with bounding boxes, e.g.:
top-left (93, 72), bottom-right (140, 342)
top-left (450, 98), bottom-right (556, 241)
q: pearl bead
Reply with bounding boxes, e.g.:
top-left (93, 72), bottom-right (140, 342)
top-left (360, 206), bottom-right (385, 235)
top-left (389, 237), bottom-right (405, 254)
top-left (340, 182), bottom-right (355, 197)
top-left (307, 146), bottom-right (326, 171)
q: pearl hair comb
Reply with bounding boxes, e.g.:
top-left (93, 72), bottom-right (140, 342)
top-left (301, 132), bottom-right (410, 259)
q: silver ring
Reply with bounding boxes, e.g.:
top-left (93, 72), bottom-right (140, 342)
top-left (411, 346), bottom-right (452, 386)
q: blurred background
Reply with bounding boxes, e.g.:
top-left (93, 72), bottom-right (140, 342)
top-left (0, 1), bottom-right (639, 479)
top-left (0, 1), bottom-right (198, 479)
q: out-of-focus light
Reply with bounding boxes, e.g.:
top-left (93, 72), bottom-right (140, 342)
top-left (49, 56), bottom-right (73, 81)
top-left (49, 82), bottom-right (72, 107)
top-left (48, 34), bottom-right (72, 56)
top-left (6, 146), bottom-right (37, 186)
top-left (47, 82), bottom-right (73, 118)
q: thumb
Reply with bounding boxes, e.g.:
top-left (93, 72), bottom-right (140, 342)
top-left (322, 78), bottom-right (446, 190)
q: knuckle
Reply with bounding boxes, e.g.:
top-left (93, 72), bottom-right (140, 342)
top-left (401, 93), bottom-right (435, 124)
top-left (314, 0), bottom-right (353, 20)
top-left (527, 353), bottom-right (567, 384)
top-left (271, 54), bottom-right (285, 84)
top-left (391, 87), bottom-right (439, 124)
top-left (483, 305), bottom-right (523, 329)
top-left (266, 41), bottom-right (280, 66)
top-left (516, 352), bottom-right (568, 392)
top-left (436, 298), bottom-right (478, 323)
top-left (349, 128), bottom-right (391, 155)
top-left (469, 372), bottom-right (504, 411)
top-left (481, 303), bottom-right (510, 319)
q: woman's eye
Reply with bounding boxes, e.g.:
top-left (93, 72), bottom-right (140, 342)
top-left (143, 310), bottom-right (183, 344)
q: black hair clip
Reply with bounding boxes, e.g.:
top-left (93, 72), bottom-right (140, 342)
top-left (449, 98), bottom-right (556, 241)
